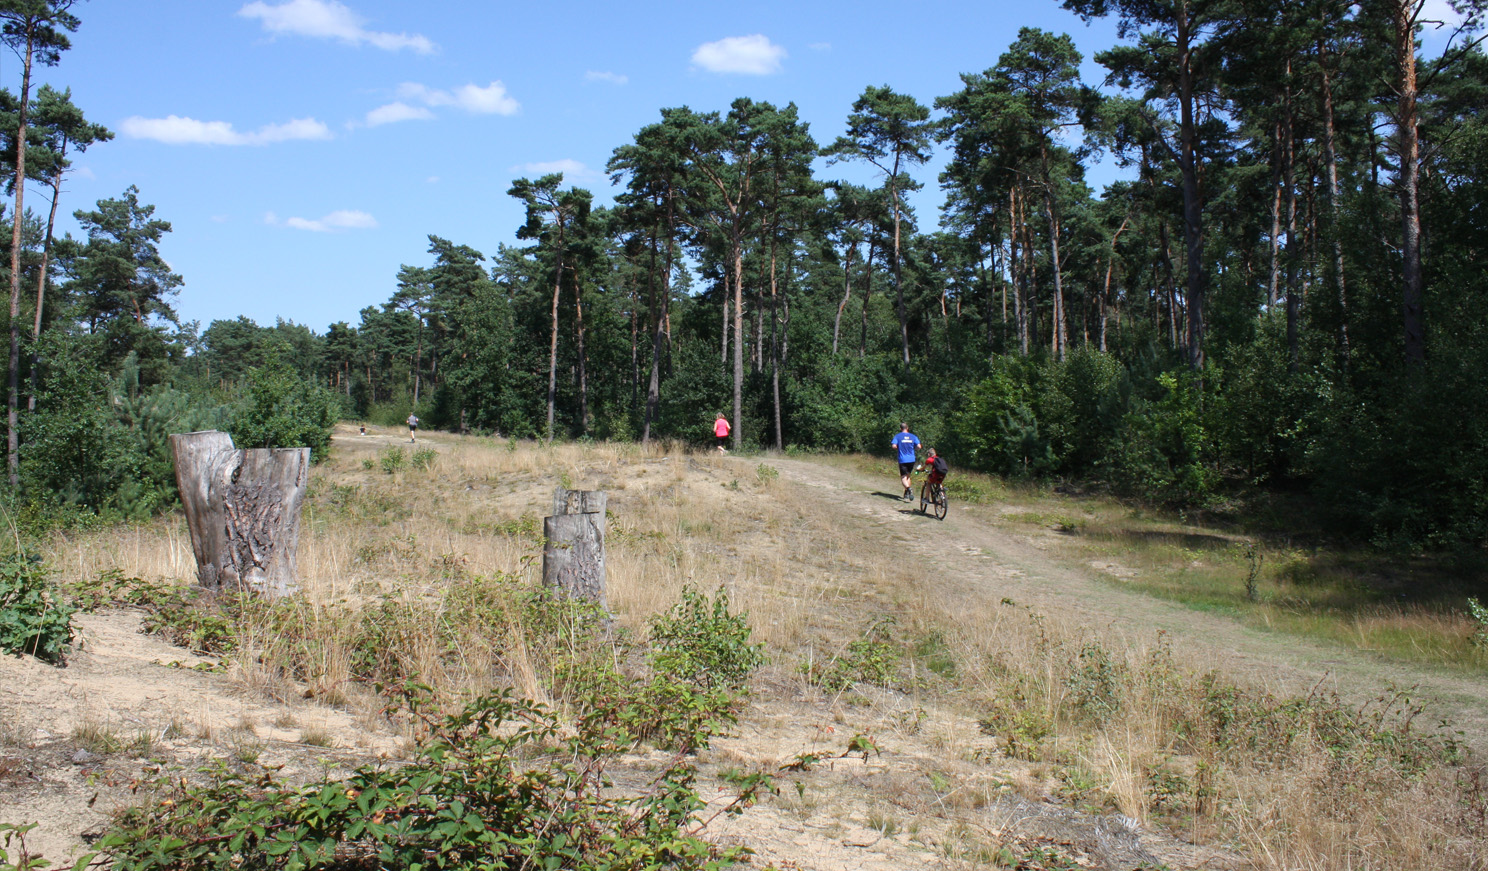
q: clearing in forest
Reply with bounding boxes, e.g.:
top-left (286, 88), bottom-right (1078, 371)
top-left (2, 425), bottom-right (1484, 871)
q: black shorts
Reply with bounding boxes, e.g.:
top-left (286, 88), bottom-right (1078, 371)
top-left (899, 461), bottom-right (915, 476)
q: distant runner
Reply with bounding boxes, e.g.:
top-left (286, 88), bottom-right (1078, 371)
top-left (714, 413), bottom-right (731, 454)
top-left (890, 422), bottom-right (921, 500)
top-left (407, 413), bottom-right (420, 443)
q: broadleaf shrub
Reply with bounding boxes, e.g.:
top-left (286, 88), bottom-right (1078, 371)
top-left (229, 356), bottom-right (339, 463)
top-left (0, 555), bottom-right (74, 663)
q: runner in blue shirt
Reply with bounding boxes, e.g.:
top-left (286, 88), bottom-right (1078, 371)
top-left (890, 423), bottom-right (921, 501)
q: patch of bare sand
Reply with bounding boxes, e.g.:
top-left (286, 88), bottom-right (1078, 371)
top-left (0, 610), bottom-right (397, 867)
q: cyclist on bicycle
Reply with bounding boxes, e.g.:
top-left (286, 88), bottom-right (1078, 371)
top-left (923, 448), bottom-right (948, 486)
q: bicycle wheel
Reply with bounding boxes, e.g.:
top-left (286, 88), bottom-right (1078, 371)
top-left (933, 484), bottom-right (948, 520)
top-left (919, 481), bottom-right (932, 514)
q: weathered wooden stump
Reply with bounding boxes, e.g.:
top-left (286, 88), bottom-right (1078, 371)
top-left (169, 430), bottom-right (310, 598)
top-left (542, 487), bottom-right (607, 610)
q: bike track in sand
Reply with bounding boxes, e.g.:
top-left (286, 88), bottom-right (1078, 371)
top-left (766, 456), bottom-right (1488, 749)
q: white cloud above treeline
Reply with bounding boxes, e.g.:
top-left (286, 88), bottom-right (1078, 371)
top-left (585, 70), bottom-right (627, 85)
top-left (691, 34), bottom-right (786, 75)
top-left (238, 0), bottom-right (435, 53)
top-left (512, 158), bottom-right (597, 181)
top-left (265, 209), bottom-right (378, 232)
top-left (120, 115), bottom-right (331, 145)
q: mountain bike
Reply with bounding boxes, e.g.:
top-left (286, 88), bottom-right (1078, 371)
top-left (919, 476), bottom-right (948, 520)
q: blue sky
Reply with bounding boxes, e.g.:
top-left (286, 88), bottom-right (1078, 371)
top-left (24, 0), bottom-right (1463, 333)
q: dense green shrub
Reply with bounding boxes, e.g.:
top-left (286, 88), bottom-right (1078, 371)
top-left (0, 555), bottom-right (74, 663)
top-left (1102, 371), bottom-right (1217, 505)
top-left (945, 358), bottom-right (1052, 476)
top-left (229, 356), bottom-right (339, 462)
top-left (648, 585), bottom-right (765, 691)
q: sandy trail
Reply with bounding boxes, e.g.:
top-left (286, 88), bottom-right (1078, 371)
top-left (766, 456), bottom-right (1488, 748)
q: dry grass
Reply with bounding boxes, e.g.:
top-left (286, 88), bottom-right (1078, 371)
top-left (36, 427), bottom-right (1488, 871)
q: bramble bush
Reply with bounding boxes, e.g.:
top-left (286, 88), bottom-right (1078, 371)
top-left (0, 555), bottom-right (74, 664)
top-left (91, 685), bottom-right (768, 871)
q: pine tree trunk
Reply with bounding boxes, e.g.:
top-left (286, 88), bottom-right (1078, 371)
top-left (833, 243), bottom-right (853, 355)
top-left (1394, 0), bottom-right (1426, 365)
top-left (546, 226), bottom-right (565, 441)
top-left (769, 235), bottom-right (782, 450)
top-left (860, 235), bottom-right (876, 358)
top-left (1284, 124), bottom-right (1301, 374)
top-left (1041, 147), bottom-right (1068, 361)
top-left (1009, 190), bottom-right (1027, 356)
top-left (575, 270), bottom-right (589, 435)
top-left (29, 158), bottom-right (65, 414)
top-left (8, 33), bottom-right (34, 487)
top-left (1267, 124), bottom-right (1285, 310)
top-left (1101, 215), bottom-right (1129, 354)
top-left (1176, 2), bottom-right (1206, 370)
top-left (732, 239), bottom-right (745, 452)
top-left (890, 171), bottom-right (910, 366)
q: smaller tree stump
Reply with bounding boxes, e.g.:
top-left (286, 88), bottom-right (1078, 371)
top-left (542, 487), bottom-right (607, 610)
top-left (170, 431), bottom-right (309, 598)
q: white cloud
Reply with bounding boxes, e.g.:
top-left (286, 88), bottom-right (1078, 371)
top-left (585, 70), bottom-right (628, 85)
top-left (398, 81), bottom-right (519, 115)
top-left (275, 209), bottom-right (378, 232)
top-left (809, 42), bottom-right (831, 52)
top-left (426, 176), bottom-right (439, 183)
top-left (691, 34), bottom-right (786, 75)
top-left (365, 101), bottom-right (434, 126)
top-left (211, 214), bottom-right (231, 223)
top-left (512, 159), bottom-right (597, 181)
top-left (75, 165), bottom-right (97, 180)
top-left (451, 82), bottom-right (519, 114)
top-left (120, 115), bottom-right (331, 146)
top-left (238, 0), bottom-right (435, 53)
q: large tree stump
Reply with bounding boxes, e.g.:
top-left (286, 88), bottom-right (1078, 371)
top-left (170, 431), bottom-right (310, 598)
top-left (542, 487), bottom-right (607, 610)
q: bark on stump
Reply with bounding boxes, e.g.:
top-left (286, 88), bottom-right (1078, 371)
top-left (170, 430), bottom-right (310, 598)
top-left (542, 487), bottom-right (607, 610)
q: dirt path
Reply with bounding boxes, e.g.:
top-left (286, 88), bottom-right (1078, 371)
top-left (766, 456), bottom-right (1488, 748)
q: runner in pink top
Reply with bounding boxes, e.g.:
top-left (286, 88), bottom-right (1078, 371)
top-left (713, 414), bottom-right (731, 453)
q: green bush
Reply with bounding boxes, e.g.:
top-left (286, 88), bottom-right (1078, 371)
top-left (0, 555), bottom-right (74, 663)
top-left (648, 585), bottom-right (765, 691)
top-left (378, 446), bottom-right (407, 474)
top-left (552, 586), bottom-right (765, 753)
top-left (229, 356), bottom-right (338, 463)
top-left (1103, 371), bottom-right (1217, 505)
top-left (944, 359), bottom-right (1053, 476)
top-left (799, 617), bottom-right (901, 692)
